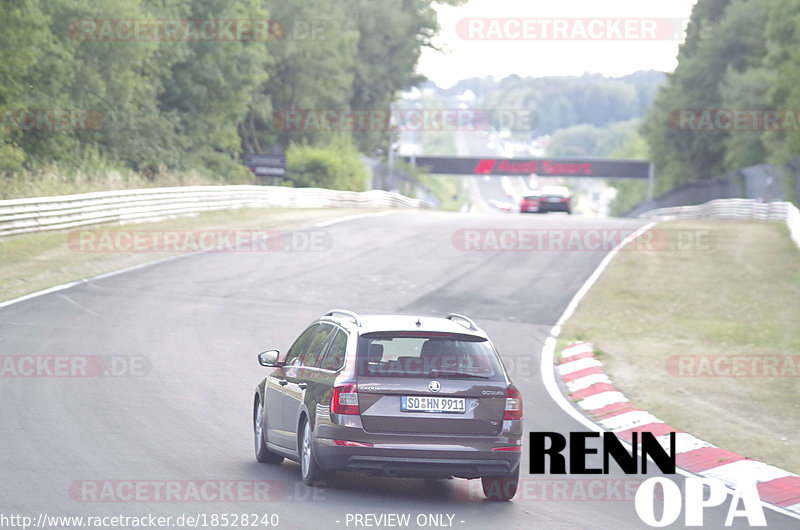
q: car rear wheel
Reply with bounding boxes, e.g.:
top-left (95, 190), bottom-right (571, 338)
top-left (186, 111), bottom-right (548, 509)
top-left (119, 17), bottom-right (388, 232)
top-left (300, 417), bottom-right (327, 486)
top-left (254, 395), bottom-right (284, 464)
top-left (481, 466), bottom-right (519, 501)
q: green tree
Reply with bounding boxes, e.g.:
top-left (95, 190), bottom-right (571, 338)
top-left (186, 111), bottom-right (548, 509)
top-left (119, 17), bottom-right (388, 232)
top-left (546, 120), bottom-right (640, 157)
top-left (642, 0), bottom-right (770, 192)
top-left (719, 66), bottom-right (774, 170)
top-left (0, 0), bottom-right (50, 105)
top-left (239, 0), bottom-right (357, 155)
top-left (764, 0), bottom-right (800, 164)
top-left (158, 0), bottom-right (272, 174)
top-left (1, 0), bottom-right (465, 193)
top-left (0, 0), bottom-right (51, 172)
top-left (607, 130), bottom-right (650, 215)
top-left (481, 73), bottom-right (663, 138)
top-left (12, 0), bottom-right (179, 170)
top-left (286, 135), bottom-right (367, 191)
top-left (345, 0), bottom-right (456, 153)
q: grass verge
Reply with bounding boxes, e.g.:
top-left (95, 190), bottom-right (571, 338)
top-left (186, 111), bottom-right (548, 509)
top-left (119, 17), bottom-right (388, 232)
top-left (0, 207), bottom-right (386, 303)
top-left (0, 167), bottom-right (254, 200)
top-left (561, 220), bottom-right (800, 473)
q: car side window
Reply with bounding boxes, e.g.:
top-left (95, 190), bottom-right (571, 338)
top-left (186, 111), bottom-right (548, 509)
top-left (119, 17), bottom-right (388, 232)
top-left (321, 329), bottom-right (348, 371)
top-left (284, 324), bottom-right (319, 367)
top-left (300, 324), bottom-right (335, 367)
top-left (313, 328), bottom-right (339, 368)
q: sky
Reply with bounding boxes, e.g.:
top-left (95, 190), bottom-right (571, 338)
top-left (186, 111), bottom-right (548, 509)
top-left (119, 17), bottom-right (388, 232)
top-left (418, 0), bottom-right (700, 88)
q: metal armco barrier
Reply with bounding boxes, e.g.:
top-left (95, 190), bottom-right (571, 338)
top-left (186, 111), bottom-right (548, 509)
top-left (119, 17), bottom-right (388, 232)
top-left (639, 198), bottom-right (800, 249)
top-left (0, 185), bottom-right (431, 238)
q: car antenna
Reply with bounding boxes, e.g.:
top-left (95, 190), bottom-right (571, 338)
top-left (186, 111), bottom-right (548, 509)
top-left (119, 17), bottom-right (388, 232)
top-left (415, 317), bottom-right (422, 327)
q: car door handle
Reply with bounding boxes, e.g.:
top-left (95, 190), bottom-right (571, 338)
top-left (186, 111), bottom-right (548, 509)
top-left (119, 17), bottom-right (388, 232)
top-left (298, 383), bottom-right (308, 390)
top-left (278, 379), bottom-right (288, 386)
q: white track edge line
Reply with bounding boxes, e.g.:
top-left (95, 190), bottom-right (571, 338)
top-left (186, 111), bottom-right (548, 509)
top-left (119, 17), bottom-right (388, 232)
top-left (313, 210), bottom-right (393, 228)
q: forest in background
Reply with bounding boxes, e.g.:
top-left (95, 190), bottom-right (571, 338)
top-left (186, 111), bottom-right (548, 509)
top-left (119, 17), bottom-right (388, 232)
top-left (641, 0), bottom-right (800, 200)
top-left (3, 0), bottom-right (800, 210)
top-left (0, 0), bottom-right (463, 197)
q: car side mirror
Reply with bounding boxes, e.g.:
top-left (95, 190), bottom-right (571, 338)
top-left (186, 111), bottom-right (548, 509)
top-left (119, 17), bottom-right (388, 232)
top-left (258, 349), bottom-right (282, 367)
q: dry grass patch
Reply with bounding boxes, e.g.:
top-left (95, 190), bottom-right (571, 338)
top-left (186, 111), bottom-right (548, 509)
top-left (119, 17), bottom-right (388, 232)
top-left (562, 220), bottom-right (800, 473)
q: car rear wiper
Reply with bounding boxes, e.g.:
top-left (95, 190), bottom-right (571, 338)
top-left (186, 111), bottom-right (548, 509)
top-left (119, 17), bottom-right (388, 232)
top-left (430, 369), bottom-right (490, 379)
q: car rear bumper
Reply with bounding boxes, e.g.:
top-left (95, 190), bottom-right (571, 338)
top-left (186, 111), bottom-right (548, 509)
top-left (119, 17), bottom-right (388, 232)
top-left (313, 436), bottom-right (521, 478)
top-left (539, 202), bottom-right (570, 212)
top-left (342, 455), bottom-right (516, 479)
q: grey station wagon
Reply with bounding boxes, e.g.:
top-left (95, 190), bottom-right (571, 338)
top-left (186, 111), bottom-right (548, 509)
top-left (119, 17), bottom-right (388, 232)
top-left (252, 310), bottom-right (523, 500)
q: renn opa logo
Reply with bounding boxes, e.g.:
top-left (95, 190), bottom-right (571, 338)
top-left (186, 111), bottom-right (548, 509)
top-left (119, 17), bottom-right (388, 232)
top-left (530, 432), bottom-right (766, 527)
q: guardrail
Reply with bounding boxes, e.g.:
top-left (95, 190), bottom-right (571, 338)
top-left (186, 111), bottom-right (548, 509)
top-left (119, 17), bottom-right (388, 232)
top-left (0, 185), bottom-right (431, 238)
top-left (638, 198), bottom-right (800, 249)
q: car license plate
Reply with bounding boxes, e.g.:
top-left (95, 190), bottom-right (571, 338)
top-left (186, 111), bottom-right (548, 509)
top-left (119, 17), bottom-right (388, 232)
top-left (401, 396), bottom-right (466, 413)
top-left (547, 197), bottom-right (561, 202)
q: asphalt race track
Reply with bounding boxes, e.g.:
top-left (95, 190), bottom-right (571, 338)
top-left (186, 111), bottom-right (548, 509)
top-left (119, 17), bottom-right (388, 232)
top-left (1, 211), bottom-right (797, 529)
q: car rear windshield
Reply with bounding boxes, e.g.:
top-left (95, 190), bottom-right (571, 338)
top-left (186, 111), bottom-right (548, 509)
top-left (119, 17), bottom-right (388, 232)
top-left (356, 332), bottom-right (505, 380)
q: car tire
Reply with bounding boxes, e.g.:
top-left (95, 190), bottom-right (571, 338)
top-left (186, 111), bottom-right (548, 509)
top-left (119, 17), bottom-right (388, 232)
top-left (254, 395), bottom-right (284, 464)
top-left (481, 466), bottom-right (519, 501)
top-left (300, 417), bottom-right (327, 486)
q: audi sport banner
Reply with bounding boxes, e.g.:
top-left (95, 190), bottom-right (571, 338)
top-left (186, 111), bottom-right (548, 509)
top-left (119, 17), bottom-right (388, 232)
top-left (403, 156), bottom-right (651, 179)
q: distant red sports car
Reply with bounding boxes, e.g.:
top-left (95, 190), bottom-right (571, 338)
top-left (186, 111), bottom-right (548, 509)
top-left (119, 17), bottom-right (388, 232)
top-left (520, 186), bottom-right (571, 214)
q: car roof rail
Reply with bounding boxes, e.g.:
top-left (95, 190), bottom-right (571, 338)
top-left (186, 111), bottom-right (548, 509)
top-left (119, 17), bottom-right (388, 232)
top-left (446, 313), bottom-right (480, 331)
top-left (324, 309), bottom-right (362, 327)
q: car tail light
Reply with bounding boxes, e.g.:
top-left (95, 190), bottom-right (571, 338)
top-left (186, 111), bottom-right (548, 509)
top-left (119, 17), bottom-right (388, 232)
top-left (561, 197), bottom-right (570, 202)
top-left (333, 440), bottom-right (373, 447)
top-left (331, 383), bottom-right (359, 415)
top-left (504, 385), bottom-right (522, 420)
top-left (492, 446), bottom-right (522, 451)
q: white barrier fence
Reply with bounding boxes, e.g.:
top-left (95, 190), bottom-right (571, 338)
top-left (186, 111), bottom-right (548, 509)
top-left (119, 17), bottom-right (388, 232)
top-left (639, 198), bottom-right (800, 249)
top-left (0, 185), bottom-right (431, 238)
